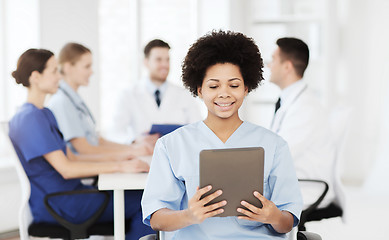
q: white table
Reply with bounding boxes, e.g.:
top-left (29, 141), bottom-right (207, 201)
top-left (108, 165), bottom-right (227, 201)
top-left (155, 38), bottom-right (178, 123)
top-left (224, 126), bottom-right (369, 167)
top-left (98, 172), bottom-right (148, 240)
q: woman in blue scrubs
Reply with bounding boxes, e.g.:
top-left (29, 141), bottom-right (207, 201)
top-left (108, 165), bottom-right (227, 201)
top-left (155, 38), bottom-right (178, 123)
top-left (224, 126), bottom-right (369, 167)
top-left (9, 49), bottom-right (154, 239)
top-left (141, 31), bottom-right (303, 239)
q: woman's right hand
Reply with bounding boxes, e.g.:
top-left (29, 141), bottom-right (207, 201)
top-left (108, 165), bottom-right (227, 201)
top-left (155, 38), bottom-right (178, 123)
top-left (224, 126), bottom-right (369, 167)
top-left (120, 159), bottom-right (150, 173)
top-left (134, 133), bottom-right (160, 149)
top-left (185, 185), bottom-right (227, 224)
top-left (129, 142), bottom-right (154, 156)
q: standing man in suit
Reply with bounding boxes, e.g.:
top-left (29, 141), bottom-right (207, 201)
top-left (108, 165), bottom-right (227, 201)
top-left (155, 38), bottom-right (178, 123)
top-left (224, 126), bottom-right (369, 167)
top-left (268, 37), bottom-right (336, 208)
top-left (109, 39), bottom-right (202, 145)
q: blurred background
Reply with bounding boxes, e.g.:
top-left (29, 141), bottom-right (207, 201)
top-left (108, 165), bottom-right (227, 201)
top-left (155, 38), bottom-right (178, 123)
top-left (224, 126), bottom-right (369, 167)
top-left (0, 0), bottom-right (388, 239)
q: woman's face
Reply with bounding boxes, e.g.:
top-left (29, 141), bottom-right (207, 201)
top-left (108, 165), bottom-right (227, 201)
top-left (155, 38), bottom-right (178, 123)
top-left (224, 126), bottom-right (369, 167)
top-left (35, 56), bottom-right (61, 94)
top-left (65, 52), bottom-right (93, 87)
top-left (198, 63), bottom-right (248, 121)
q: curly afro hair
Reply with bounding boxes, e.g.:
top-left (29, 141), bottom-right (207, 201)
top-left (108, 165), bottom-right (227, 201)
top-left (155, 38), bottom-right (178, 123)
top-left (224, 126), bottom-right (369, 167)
top-left (182, 30), bottom-right (264, 96)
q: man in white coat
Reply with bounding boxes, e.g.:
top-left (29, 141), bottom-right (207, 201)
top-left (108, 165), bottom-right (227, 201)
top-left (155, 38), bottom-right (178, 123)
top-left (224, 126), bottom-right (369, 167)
top-left (109, 39), bottom-right (202, 145)
top-left (268, 37), bottom-right (336, 209)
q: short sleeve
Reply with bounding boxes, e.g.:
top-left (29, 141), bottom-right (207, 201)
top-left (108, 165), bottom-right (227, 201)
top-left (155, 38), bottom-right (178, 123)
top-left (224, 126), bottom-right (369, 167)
top-left (9, 110), bottom-right (63, 162)
top-left (48, 94), bottom-right (85, 142)
top-left (141, 139), bottom-right (186, 226)
top-left (268, 139), bottom-right (303, 227)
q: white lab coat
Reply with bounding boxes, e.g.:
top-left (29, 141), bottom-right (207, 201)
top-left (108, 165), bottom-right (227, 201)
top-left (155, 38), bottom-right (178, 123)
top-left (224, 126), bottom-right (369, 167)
top-left (108, 79), bottom-right (202, 143)
top-left (270, 80), bottom-right (336, 208)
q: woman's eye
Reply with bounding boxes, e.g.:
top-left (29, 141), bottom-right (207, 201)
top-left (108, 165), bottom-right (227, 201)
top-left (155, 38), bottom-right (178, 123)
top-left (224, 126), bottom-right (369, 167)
top-left (209, 86), bottom-right (218, 89)
top-left (230, 85), bottom-right (239, 88)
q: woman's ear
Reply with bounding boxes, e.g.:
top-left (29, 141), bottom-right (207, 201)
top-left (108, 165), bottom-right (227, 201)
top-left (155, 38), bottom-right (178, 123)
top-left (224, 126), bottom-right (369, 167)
top-left (29, 70), bottom-right (41, 86)
top-left (244, 86), bottom-right (249, 96)
top-left (62, 62), bottom-right (72, 75)
top-left (197, 87), bottom-right (203, 99)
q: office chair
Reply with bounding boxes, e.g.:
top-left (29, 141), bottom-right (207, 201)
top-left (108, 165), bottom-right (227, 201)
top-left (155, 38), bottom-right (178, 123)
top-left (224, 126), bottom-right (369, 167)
top-left (297, 179), bottom-right (342, 231)
top-left (140, 230), bottom-right (322, 240)
top-left (297, 106), bottom-right (352, 231)
top-left (1, 126), bottom-right (129, 240)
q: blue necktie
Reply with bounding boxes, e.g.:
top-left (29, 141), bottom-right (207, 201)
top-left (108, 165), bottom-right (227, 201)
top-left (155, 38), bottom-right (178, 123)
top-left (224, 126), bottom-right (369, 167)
top-left (155, 90), bottom-right (161, 107)
top-left (274, 97), bottom-right (281, 114)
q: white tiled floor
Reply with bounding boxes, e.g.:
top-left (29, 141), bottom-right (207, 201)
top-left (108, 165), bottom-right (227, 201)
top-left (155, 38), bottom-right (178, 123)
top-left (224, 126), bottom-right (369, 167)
top-left (304, 185), bottom-right (389, 240)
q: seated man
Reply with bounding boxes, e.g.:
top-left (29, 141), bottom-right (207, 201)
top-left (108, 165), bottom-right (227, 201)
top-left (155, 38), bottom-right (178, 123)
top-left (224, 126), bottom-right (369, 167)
top-left (109, 39), bottom-right (202, 144)
top-left (268, 37), bottom-right (336, 207)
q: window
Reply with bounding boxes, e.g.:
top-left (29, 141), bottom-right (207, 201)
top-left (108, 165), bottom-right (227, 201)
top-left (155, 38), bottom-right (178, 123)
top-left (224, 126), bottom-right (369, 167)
top-left (99, 0), bottom-right (198, 134)
top-left (0, 0), bottom-right (39, 167)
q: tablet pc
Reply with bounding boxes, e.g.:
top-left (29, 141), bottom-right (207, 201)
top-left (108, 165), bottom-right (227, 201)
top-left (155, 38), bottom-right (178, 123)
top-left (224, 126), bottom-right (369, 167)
top-left (199, 147), bottom-right (264, 217)
top-left (149, 124), bottom-right (183, 136)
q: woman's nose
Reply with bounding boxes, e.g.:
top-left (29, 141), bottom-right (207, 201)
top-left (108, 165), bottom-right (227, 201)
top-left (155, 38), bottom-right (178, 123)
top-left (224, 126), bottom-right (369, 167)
top-left (218, 86), bottom-right (230, 98)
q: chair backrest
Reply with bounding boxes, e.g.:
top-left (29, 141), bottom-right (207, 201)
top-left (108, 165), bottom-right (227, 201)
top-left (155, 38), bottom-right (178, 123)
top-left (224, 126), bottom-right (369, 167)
top-left (14, 149), bottom-right (33, 240)
top-left (329, 105), bottom-right (353, 223)
top-left (1, 122), bottom-right (33, 240)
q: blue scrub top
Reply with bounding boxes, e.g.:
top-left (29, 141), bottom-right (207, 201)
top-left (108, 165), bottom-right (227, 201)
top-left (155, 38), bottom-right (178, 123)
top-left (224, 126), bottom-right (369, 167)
top-left (142, 121), bottom-right (303, 240)
top-left (8, 103), bottom-right (97, 223)
top-left (48, 80), bottom-right (98, 153)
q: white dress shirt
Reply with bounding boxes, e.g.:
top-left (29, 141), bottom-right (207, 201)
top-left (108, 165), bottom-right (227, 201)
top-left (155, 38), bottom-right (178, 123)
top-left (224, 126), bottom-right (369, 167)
top-left (271, 80), bottom-right (336, 207)
top-left (108, 78), bottom-right (202, 143)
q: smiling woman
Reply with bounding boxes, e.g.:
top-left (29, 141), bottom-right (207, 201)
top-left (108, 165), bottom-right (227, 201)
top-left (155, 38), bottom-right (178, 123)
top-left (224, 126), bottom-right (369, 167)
top-left (141, 30), bottom-right (303, 239)
top-left (198, 63), bottom-right (247, 132)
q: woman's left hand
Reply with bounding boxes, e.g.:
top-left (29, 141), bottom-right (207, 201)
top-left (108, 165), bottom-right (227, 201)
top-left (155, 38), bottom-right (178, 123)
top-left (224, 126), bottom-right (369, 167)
top-left (237, 191), bottom-right (282, 225)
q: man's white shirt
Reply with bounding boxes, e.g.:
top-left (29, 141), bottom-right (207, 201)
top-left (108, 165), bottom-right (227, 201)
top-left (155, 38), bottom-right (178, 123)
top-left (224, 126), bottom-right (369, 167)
top-left (108, 78), bottom-right (202, 143)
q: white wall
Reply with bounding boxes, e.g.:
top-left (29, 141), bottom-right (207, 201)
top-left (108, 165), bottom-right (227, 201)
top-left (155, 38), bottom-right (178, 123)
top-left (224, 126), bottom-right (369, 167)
top-left (0, 0), bottom-right (39, 232)
top-left (345, 0), bottom-right (389, 187)
top-left (337, 0), bottom-right (389, 184)
top-left (40, 0), bottom-right (101, 128)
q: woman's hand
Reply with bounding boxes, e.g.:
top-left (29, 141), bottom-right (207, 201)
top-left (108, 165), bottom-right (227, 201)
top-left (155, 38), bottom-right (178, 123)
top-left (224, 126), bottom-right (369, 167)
top-left (134, 133), bottom-right (160, 149)
top-left (129, 142), bottom-right (154, 156)
top-left (120, 158), bottom-right (150, 173)
top-left (237, 191), bottom-right (282, 225)
top-left (185, 185), bottom-right (227, 225)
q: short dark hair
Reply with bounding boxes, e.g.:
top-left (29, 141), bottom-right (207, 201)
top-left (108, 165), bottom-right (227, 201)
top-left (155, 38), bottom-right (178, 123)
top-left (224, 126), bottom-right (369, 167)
top-left (182, 30), bottom-right (264, 97)
top-left (144, 39), bottom-right (170, 58)
top-left (276, 37), bottom-right (309, 77)
top-left (12, 49), bottom-right (54, 87)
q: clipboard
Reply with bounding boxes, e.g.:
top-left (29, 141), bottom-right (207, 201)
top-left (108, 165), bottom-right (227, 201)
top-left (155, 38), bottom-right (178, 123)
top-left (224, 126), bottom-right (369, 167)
top-left (149, 124), bottom-right (183, 136)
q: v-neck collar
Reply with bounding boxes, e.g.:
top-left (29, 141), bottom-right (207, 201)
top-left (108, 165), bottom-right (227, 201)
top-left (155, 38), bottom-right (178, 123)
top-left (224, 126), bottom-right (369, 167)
top-left (199, 121), bottom-right (246, 146)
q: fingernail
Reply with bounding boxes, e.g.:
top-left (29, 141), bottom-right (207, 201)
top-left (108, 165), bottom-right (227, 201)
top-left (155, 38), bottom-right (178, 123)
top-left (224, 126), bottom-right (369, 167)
top-left (220, 209), bottom-right (224, 213)
top-left (208, 185), bottom-right (212, 190)
top-left (222, 200), bottom-right (227, 205)
top-left (241, 201), bottom-right (246, 205)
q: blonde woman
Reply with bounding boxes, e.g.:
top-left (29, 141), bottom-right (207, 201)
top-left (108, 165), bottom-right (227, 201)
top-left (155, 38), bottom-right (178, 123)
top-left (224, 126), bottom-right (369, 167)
top-left (48, 43), bottom-right (153, 157)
